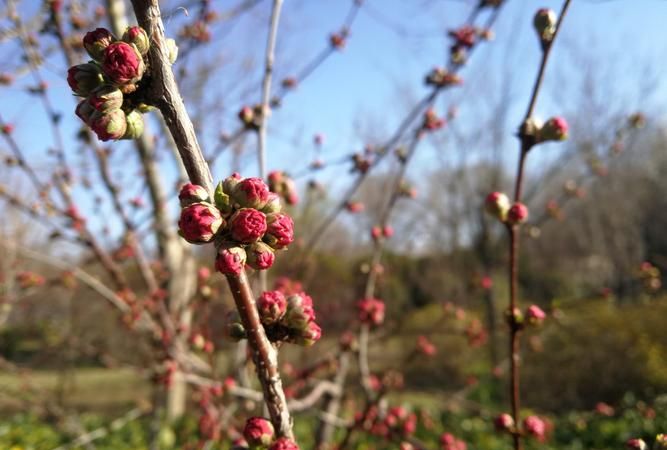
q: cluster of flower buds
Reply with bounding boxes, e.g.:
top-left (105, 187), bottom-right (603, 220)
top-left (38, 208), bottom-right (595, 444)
top-left (440, 432), bottom-right (467, 450)
top-left (15, 271), bottom-right (46, 289)
top-left (345, 200), bottom-right (365, 213)
top-left (267, 171), bottom-right (298, 206)
top-left (68, 27), bottom-right (173, 141)
top-left (177, 175), bottom-right (294, 275)
top-left (238, 105), bottom-right (265, 131)
top-left (232, 290), bottom-right (321, 346)
top-left (351, 153), bottom-right (372, 174)
top-left (329, 29), bottom-right (348, 50)
top-left (505, 304), bottom-right (546, 329)
top-left (638, 261), bottom-right (662, 293)
top-left (357, 297), bottom-right (385, 327)
top-left (628, 112), bottom-right (647, 129)
top-left (354, 405), bottom-right (417, 441)
top-left (370, 225), bottom-right (393, 242)
top-left (485, 192), bottom-right (529, 226)
top-left (533, 9), bottom-right (557, 48)
top-left (521, 116), bottom-right (569, 145)
top-left (422, 108), bottom-right (446, 132)
top-left (234, 434), bottom-right (300, 450)
top-left (424, 67), bottom-right (463, 88)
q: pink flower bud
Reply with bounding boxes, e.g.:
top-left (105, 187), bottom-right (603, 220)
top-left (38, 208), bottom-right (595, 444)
top-left (345, 201), bottom-right (364, 213)
top-left (494, 413), bottom-right (514, 432)
top-left (526, 305), bottom-right (546, 326)
top-left (269, 437), bottom-right (300, 450)
top-left (286, 293), bottom-right (316, 330)
top-left (295, 320), bottom-right (322, 346)
top-left (329, 32), bottom-right (346, 50)
top-left (123, 110), bottom-right (144, 140)
top-left (88, 85), bottom-right (123, 112)
top-left (246, 241), bottom-right (275, 271)
top-left (440, 432), bottom-right (467, 450)
top-left (449, 26), bottom-right (476, 48)
top-left (417, 335), bottom-right (436, 356)
top-left (75, 100), bottom-right (95, 124)
top-left (122, 26), bottom-right (149, 56)
top-left (523, 415), bottom-right (547, 441)
top-left (83, 28), bottom-right (116, 61)
top-left (67, 63), bottom-right (104, 96)
top-left (383, 225), bottom-right (394, 238)
top-left (357, 297), bottom-right (385, 327)
top-left (507, 202), bottom-right (529, 225)
top-left (230, 208), bottom-right (267, 243)
top-left (264, 213), bottom-right (294, 250)
top-left (178, 203), bottom-right (223, 244)
top-left (257, 290), bottom-right (287, 325)
top-left (179, 183), bottom-right (209, 207)
top-left (89, 109), bottom-right (127, 141)
top-left (485, 192), bottom-right (510, 222)
top-left (261, 192), bottom-right (282, 214)
top-left (232, 177), bottom-right (270, 209)
top-left (540, 116), bottom-right (569, 142)
top-left (626, 439), bottom-right (648, 450)
top-left (243, 416), bottom-right (275, 447)
top-left (371, 226), bottom-right (382, 241)
top-left (215, 244), bottom-right (247, 276)
top-left (422, 108), bottom-right (446, 131)
top-left (102, 41), bottom-right (145, 86)
top-left (533, 9), bottom-right (557, 45)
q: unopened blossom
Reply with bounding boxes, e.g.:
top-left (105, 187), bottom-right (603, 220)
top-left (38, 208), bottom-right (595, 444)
top-left (215, 245), bottom-right (247, 276)
top-left (494, 413), bottom-right (514, 432)
top-left (122, 26), bottom-right (149, 55)
top-left (507, 202), bottom-right (529, 225)
top-left (178, 203), bottom-right (223, 243)
top-left (358, 297), bottom-right (385, 327)
top-left (269, 437), bottom-right (300, 450)
top-left (232, 177), bottom-right (270, 209)
top-left (230, 208), bottom-right (267, 243)
top-left (67, 63), bottom-right (104, 96)
top-left (485, 191), bottom-right (510, 222)
top-left (179, 183), bottom-right (209, 207)
top-left (102, 41), bottom-right (145, 85)
top-left (264, 213), bottom-right (294, 250)
top-left (83, 27), bottom-right (115, 60)
top-left (526, 305), bottom-right (547, 326)
top-left (89, 109), bottom-right (127, 141)
top-left (540, 116), bottom-right (569, 142)
top-left (243, 417), bottom-right (275, 447)
top-left (246, 241), bottom-right (275, 271)
top-left (523, 415), bottom-right (547, 441)
top-left (257, 290), bottom-right (287, 325)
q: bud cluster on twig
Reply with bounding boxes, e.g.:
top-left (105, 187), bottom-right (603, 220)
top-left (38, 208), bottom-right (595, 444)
top-left (68, 26), bottom-right (178, 141)
top-left (177, 175), bottom-right (295, 274)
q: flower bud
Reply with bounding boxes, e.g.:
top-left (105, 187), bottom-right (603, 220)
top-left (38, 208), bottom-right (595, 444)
top-left (494, 413), bottom-right (514, 432)
top-left (215, 244), bottom-right (247, 276)
top-left (122, 26), bottom-right (149, 56)
top-left (264, 213), bottom-right (294, 250)
top-left (507, 202), bottom-right (529, 225)
top-left (67, 63), bottom-right (104, 96)
top-left (505, 307), bottom-right (524, 326)
top-left (246, 241), bottom-right (275, 271)
top-left (123, 109), bottom-right (144, 139)
top-left (83, 27), bottom-right (116, 61)
top-left (211, 181), bottom-right (232, 215)
top-left (294, 320), bottom-right (322, 346)
top-left (223, 172), bottom-right (242, 195)
top-left (539, 116), bottom-right (568, 142)
top-left (526, 305), bottom-right (546, 326)
top-left (230, 208), bottom-right (267, 243)
top-left (523, 416), bottom-right (546, 441)
top-left (626, 439), bottom-right (648, 450)
top-left (232, 177), bottom-right (270, 209)
top-left (243, 417), bottom-right (275, 448)
top-left (357, 297), bottom-right (385, 327)
top-left (533, 8), bottom-right (557, 46)
top-left (102, 41), bottom-right (145, 86)
top-left (257, 290), bottom-right (287, 325)
top-left (166, 38), bottom-right (179, 64)
top-left (269, 437), bottom-right (300, 450)
top-left (179, 183), bottom-right (209, 207)
top-left (285, 293), bottom-right (316, 331)
top-left (485, 192), bottom-right (510, 222)
top-left (227, 311), bottom-right (246, 341)
top-left (75, 99), bottom-right (95, 124)
top-left (89, 109), bottom-right (127, 141)
top-left (88, 85), bottom-right (124, 112)
top-left (261, 192), bottom-right (282, 214)
top-left (178, 203), bottom-right (223, 244)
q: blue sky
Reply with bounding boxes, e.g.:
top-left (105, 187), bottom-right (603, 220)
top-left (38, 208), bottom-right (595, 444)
top-left (2, 0), bottom-right (667, 248)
